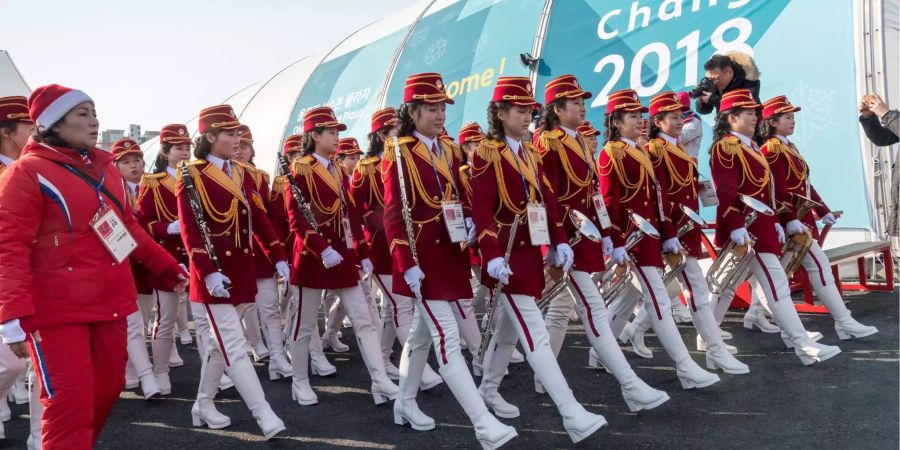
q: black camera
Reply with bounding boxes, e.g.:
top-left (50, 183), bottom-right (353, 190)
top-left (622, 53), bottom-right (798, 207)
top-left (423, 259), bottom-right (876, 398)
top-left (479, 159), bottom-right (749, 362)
top-left (689, 77), bottom-right (716, 99)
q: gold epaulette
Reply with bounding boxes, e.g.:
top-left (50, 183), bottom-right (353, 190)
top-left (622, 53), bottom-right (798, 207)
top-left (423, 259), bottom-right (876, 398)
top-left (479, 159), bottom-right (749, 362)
top-left (603, 141), bottom-right (626, 161)
top-left (355, 156), bottom-right (379, 177)
top-left (763, 137), bottom-right (786, 155)
top-left (382, 137), bottom-right (416, 162)
top-left (523, 142), bottom-right (542, 163)
top-left (459, 164), bottom-right (472, 192)
top-left (271, 175), bottom-right (286, 196)
top-left (177, 160), bottom-right (205, 182)
top-left (141, 172), bottom-right (167, 189)
top-left (291, 155), bottom-right (314, 177)
top-left (717, 135), bottom-right (742, 156)
top-left (647, 137), bottom-right (665, 159)
top-left (475, 139), bottom-right (502, 164)
top-left (538, 129), bottom-right (565, 155)
top-left (234, 161), bottom-right (262, 185)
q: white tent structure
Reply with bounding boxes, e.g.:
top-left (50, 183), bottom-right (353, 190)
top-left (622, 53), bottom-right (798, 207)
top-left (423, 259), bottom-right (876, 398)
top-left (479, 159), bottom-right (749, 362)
top-left (0, 50), bottom-right (30, 97)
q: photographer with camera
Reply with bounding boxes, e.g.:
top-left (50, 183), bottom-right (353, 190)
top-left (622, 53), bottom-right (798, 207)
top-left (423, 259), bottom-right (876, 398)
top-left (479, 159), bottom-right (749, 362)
top-left (691, 52), bottom-right (761, 116)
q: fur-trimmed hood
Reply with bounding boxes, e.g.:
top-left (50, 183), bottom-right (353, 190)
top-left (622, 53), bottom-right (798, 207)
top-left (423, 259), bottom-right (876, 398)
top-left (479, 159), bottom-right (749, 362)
top-left (727, 51), bottom-right (760, 81)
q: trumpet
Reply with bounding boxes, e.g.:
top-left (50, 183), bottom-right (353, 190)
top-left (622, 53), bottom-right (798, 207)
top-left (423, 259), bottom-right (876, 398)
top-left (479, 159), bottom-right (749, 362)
top-left (662, 205), bottom-right (708, 297)
top-left (538, 209), bottom-right (602, 310)
top-left (597, 212), bottom-right (660, 303)
top-left (780, 193), bottom-right (823, 276)
top-left (706, 195), bottom-right (775, 295)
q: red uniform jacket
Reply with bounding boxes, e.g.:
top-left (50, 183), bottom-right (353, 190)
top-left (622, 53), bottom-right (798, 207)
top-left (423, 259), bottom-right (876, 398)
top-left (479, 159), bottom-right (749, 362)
top-left (350, 155), bottom-right (391, 275)
top-left (761, 137), bottom-right (831, 239)
top-left (646, 136), bottom-right (705, 258)
top-left (177, 159), bottom-right (286, 304)
top-left (459, 164), bottom-right (482, 267)
top-left (0, 142), bottom-right (183, 330)
top-left (470, 138), bottom-right (567, 299)
top-left (598, 139), bottom-right (677, 268)
top-left (709, 134), bottom-right (780, 254)
top-left (382, 136), bottom-right (472, 300)
top-left (268, 175), bottom-right (295, 259)
top-left (246, 166), bottom-right (276, 280)
top-left (538, 128), bottom-right (607, 273)
top-left (137, 171), bottom-right (187, 290)
top-left (125, 183), bottom-right (153, 295)
top-left (285, 154), bottom-right (369, 289)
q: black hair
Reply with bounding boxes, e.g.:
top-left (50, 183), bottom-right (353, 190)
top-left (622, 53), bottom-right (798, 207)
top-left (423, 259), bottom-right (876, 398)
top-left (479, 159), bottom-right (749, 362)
top-left (539, 98), bottom-right (564, 133)
top-left (192, 132), bottom-right (217, 160)
top-left (704, 54), bottom-right (733, 72)
top-left (485, 101), bottom-right (513, 142)
top-left (31, 118), bottom-right (71, 148)
top-left (153, 142), bottom-right (173, 174)
top-left (649, 110), bottom-right (680, 139)
top-left (366, 130), bottom-right (385, 158)
top-left (241, 142), bottom-right (256, 166)
top-left (397, 102), bottom-right (423, 138)
top-left (0, 121), bottom-right (17, 138)
top-left (301, 128), bottom-right (324, 155)
top-left (602, 111), bottom-right (626, 144)
top-left (760, 112), bottom-right (785, 139)
top-left (708, 108), bottom-right (746, 154)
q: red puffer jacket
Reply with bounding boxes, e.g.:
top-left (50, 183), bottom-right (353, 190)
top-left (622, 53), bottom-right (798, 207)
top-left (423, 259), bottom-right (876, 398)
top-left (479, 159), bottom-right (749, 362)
top-left (0, 142), bottom-right (184, 331)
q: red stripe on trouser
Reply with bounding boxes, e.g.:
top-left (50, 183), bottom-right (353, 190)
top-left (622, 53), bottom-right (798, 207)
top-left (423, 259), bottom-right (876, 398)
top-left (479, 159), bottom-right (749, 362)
top-left (292, 291), bottom-right (304, 341)
top-left (808, 250), bottom-right (828, 286)
top-left (680, 272), bottom-right (697, 311)
top-left (421, 300), bottom-right (448, 364)
top-left (635, 267), bottom-right (663, 320)
top-left (204, 304), bottom-right (230, 367)
top-left (374, 275), bottom-right (399, 327)
top-left (568, 273), bottom-right (599, 337)
top-left (452, 300), bottom-right (466, 319)
top-left (151, 290), bottom-right (161, 340)
top-left (505, 294), bottom-right (534, 352)
top-left (754, 253), bottom-right (779, 302)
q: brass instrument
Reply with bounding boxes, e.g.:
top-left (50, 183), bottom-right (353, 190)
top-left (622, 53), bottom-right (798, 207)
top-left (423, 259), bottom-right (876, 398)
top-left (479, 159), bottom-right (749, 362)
top-left (537, 210), bottom-right (602, 310)
top-left (476, 215), bottom-right (521, 366)
top-left (663, 205), bottom-right (707, 298)
top-left (780, 193), bottom-right (823, 276)
top-left (598, 212), bottom-right (660, 303)
top-left (706, 195), bottom-right (775, 294)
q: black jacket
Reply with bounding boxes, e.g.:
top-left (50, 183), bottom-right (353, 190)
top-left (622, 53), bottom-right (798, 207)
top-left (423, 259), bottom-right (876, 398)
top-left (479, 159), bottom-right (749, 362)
top-left (859, 112), bottom-right (899, 147)
top-left (696, 53), bottom-right (761, 116)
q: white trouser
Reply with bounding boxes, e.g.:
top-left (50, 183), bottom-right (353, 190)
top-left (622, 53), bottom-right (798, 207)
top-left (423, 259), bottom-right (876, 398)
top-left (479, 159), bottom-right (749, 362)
top-left (471, 266), bottom-right (489, 311)
top-left (543, 290), bottom-right (575, 357)
top-left (607, 281), bottom-right (643, 337)
top-left (451, 298), bottom-right (482, 359)
top-left (151, 290), bottom-right (180, 375)
top-left (0, 343), bottom-right (26, 400)
top-left (176, 294), bottom-right (189, 335)
top-left (126, 307), bottom-right (153, 379)
top-left (802, 241), bottom-right (853, 321)
top-left (374, 274), bottom-right (414, 360)
top-left (256, 278), bottom-right (286, 356)
top-left (137, 293), bottom-right (155, 334)
top-left (405, 299), bottom-right (465, 370)
top-left (632, 266), bottom-right (693, 365)
top-left (191, 302), bottom-right (211, 359)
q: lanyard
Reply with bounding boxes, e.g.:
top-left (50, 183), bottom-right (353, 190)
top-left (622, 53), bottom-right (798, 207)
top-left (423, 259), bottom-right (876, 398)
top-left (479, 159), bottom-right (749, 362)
top-left (509, 143), bottom-right (540, 203)
top-left (63, 164), bottom-right (106, 208)
top-left (327, 163), bottom-right (349, 216)
top-left (425, 141), bottom-right (461, 200)
top-left (573, 133), bottom-right (598, 183)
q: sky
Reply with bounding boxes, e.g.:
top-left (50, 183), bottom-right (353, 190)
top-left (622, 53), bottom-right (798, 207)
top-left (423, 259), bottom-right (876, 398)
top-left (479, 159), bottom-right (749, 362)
top-left (0, 0), bottom-right (413, 132)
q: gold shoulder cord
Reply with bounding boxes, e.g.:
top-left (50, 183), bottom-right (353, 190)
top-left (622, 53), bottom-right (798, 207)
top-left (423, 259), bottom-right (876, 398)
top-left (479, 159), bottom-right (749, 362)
top-left (189, 165), bottom-right (241, 247)
top-left (601, 142), bottom-right (653, 203)
top-left (152, 177), bottom-right (179, 223)
top-left (658, 139), bottom-right (697, 195)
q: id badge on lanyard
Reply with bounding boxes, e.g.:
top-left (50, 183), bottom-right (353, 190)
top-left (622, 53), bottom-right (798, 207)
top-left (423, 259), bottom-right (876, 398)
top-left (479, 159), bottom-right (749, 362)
top-left (698, 179), bottom-right (718, 206)
top-left (591, 194), bottom-right (612, 229)
top-left (441, 200), bottom-right (467, 243)
top-left (340, 215), bottom-right (354, 249)
top-left (526, 203), bottom-right (550, 245)
top-left (91, 205), bottom-right (137, 263)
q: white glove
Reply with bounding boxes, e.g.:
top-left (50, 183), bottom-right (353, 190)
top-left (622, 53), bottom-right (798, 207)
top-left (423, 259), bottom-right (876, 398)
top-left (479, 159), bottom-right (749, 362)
top-left (775, 223), bottom-right (786, 244)
top-left (821, 212), bottom-right (837, 225)
top-left (662, 237), bottom-right (683, 254)
top-left (543, 247), bottom-right (557, 265)
top-left (465, 217), bottom-right (476, 244)
top-left (275, 261), bottom-right (290, 281)
top-left (321, 246), bottom-right (344, 269)
top-left (166, 220), bottom-right (180, 235)
top-left (204, 272), bottom-right (231, 298)
top-left (403, 265), bottom-right (425, 299)
top-left (730, 227), bottom-right (751, 246)
top-left (611, 247), bottom-right (628, 265)
top-left (0, 318), bottom-right (26, 344)
top-left (486, 257), bottom-right (513, 285)
top-left (360, 258), bottom-right (374, 275)
top-left (554, 243), bottom-right (574, 272)
top-left (602, 236), bottom-right (614, 257)
top-left (785, 219), bottom-right (806, 236)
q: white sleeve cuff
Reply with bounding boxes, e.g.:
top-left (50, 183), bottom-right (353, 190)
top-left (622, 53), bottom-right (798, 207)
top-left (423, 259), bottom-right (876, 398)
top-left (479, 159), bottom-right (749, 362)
top-left (0, 319), bottom-right (26, 344)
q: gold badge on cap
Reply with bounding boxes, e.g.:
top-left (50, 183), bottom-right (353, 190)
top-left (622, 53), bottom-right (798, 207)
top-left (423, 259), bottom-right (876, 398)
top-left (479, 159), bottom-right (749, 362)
top-left (436, 79), bottom-right (443, 90)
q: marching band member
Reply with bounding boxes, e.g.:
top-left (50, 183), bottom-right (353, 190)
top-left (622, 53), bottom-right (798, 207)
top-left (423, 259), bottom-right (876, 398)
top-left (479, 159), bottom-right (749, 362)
top-left (384, 72), bottom-right (516, 448)
top-left (352, 110), bottom-right (444, 387)
top-left (269, 135), bottom-right (336, 377)
top-left (760, 95), bottom-right (877, 339)
top-left (598, 89), bottom-right (720, 388)
top-left (284, 106), bottom-right (397, 406)
top-left (177, 105), bottom-right (286, 438)
top-left (575, 121), bottom-right (599, 152)
top-left (111, 138), bottom-right (166, 400)
top-left (0, 96), bottom-right (34, 441)
top-left (536, 75), bottom-right (670, 409)
top-left (708, 90), bottom-right (841, 365)
top-left (621, 92), bottom-right (749, 374)
top-left (0, 84), bottom-right (188, 449)
top-left (231, 125), bottom-right (293, 379)
top-left (471, 76), bottom-right (605, 443)
top-left (458, 122), bottom-right (489, 314)
top-left (137, 124), bottom-right (192, 395)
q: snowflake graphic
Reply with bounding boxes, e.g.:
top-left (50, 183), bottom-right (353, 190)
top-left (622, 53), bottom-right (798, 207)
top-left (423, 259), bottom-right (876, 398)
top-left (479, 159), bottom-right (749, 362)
top-left (424, 38), bottom-right (448, 66)
top-left (403, 59), bottom-right (414, 71)
top-left (438, 11), bottom-right (456, 25)
top-left (472, 36), bottom-right (490, 54)
top-left (406, 26), bottom-right (431, 50)
top-left (787, 81), bottom-right (835, 143)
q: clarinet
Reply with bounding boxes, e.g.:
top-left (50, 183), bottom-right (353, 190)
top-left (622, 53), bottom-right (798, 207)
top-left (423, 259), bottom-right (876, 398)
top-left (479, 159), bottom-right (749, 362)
top-left (277, 152), bottom-right (320, 233)
top-left (393, 138), bottom-right (420, 267)
top-left (178, 161), bottom-right (229, 289)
